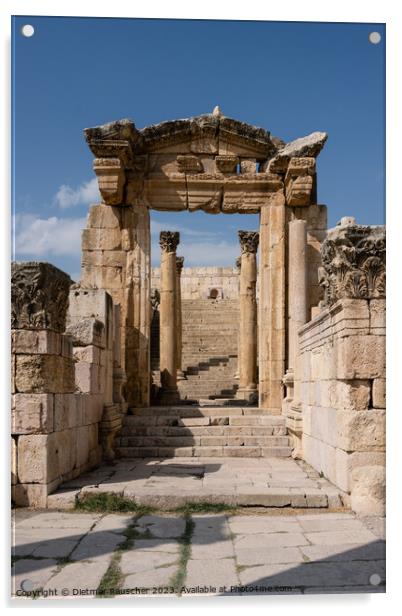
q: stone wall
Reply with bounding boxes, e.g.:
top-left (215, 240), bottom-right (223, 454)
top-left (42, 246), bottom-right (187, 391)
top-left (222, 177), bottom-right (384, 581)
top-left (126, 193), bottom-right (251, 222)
top-left (295, 222), bottom-right (386, 515)
top-left (151, 266), bottom-right (240, 300)
top-left (11, 262), bottom-right (124, 507)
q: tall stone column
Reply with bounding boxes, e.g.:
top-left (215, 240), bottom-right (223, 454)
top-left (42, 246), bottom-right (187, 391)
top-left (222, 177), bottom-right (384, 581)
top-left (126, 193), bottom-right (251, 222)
top-left (284, 219), bottom-right (308, 400)
top-left (237, 231), bottom-right (259, 403)
top-left (159, 231), bottom-right (180, 404)
top-left (176, 256), bottom-right (186, 381)
top-left (258, 191), bottom-right (286, 413)
top-left (234, 257), bottom-right (241, 381)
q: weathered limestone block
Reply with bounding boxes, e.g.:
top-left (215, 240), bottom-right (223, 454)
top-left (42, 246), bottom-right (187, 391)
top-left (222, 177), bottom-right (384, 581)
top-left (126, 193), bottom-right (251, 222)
top-left (100, 403), bottom-right (122, 461)
top-left (369, 299), bottom-right (386, 332)
top-left (87, 203), bottom-right (122, 228)
top-left (82, 228), bottom-right (122, 251)
top-left (76, 425), bottom-right (90, 468)
top-left (333, 380), bottom-right (371, 411)
top-left (335, 449), bottom-right (386, 493)
top-left (373, 378), bottom-right (386, 408)
top-left (12, 393), bottom-right (54, 434)
top-left (336, 335), bottom-right (385, 379)
top-left (66, 318), bottom-right (105, 349)
top-left (269, 131), bottom-right (327, 173)
top-left (93, 157), bottom-right (125, 205)
top-left (12, 330), bottom-right (62, 355)
top-left (285, 157), bottom-right (315, 206)
top-left (11, 262), bottom-right (71, 332)
top-left (320, 223), bottom-right (385, 307)
top-left (337, 409), bottom-right (385, 452)
top-left (350, 465), bottom-right (386, 515)
top-left (215, 155), bottom-right (239, 174)
top-left (75, 362), bottom-right (102, 394)
top-left (17, 431), bottom-right (75, 484)
top-left (176, 154), bottom-right (203, 174)
top-left (15, 355), bottom-right (75, 394)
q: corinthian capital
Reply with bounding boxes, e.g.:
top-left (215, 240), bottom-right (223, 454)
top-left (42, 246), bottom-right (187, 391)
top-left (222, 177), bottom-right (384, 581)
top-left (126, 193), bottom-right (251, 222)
top-left (319, 223), bottom-right (386, 306)
top-left (11, 262), bottom-right (72, 332)
top-left (176, 256), bottom-right (184, 274)
top-left (159, 231), bottom-right (180, 253)
top-left (238, 231), bottom-right (259, 254)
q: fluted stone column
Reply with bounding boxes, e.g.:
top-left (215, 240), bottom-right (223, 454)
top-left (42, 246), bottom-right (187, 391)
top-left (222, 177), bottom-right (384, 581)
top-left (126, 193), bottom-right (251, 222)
top-left (284, 219), bottom-right (308, 400)
top-left (159, 231), bottom-right (180, 404)
top-left (237, 231), bottom-right (259, 403)
top-left (176, 256), bottom-right (186, 381)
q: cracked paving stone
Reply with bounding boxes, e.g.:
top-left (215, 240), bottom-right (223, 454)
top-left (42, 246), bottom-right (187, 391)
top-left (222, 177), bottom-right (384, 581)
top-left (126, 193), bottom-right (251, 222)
top-left (12, 558), bottom-right (58, 595)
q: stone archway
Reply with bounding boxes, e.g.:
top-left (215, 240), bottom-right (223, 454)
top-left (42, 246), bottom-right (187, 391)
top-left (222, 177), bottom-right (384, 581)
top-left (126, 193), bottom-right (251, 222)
top-left (81, 108), bottom-right (328, 412)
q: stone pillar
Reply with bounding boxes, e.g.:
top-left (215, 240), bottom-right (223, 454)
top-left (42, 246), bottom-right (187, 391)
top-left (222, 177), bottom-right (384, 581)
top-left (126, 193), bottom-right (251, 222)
top-left (237, 232), bottom-right (259, 403)
top-left (234, 257), bottom-right (241, 381)
top-left (258, 191), bottom-right (287, 413)
top-left (159, 231), bottom-right (180, 404)
top-left (176, 256), bottom-right (186, 381)
top-left (284, 219), bottom-right (308, 398)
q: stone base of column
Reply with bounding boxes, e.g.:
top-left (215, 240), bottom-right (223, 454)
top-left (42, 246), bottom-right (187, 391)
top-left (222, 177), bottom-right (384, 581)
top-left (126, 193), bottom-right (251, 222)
top-left (236, 388), bottom-right (258, 405)
top-left (158, 387), bottom-right (180, 405)
top-left (177, 370), bottom-right (187, 381)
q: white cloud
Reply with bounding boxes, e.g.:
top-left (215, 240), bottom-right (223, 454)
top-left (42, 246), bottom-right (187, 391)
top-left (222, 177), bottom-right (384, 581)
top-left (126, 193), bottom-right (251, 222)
top-left (13, 214), bottom-right (86, 258)
top-left (54, 177), bottom-right (99, 209)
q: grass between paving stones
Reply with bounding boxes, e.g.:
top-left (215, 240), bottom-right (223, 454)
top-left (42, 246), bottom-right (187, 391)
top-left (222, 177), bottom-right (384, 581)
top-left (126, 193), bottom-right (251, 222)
top-left (75, 492), bottom-right (154, 515)
top-left (169, 514), bottom-right (195, 595)
top-left (96, 518), bottom-right (153, 598)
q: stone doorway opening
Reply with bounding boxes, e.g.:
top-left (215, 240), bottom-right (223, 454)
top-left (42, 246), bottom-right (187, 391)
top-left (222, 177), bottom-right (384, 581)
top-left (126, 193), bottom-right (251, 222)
top-left (148, 209), bottom-right (259, 406)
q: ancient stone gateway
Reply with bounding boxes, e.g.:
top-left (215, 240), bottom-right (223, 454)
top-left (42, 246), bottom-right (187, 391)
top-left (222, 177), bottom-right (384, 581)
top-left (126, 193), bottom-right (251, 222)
top-left (11, 109), bottom-right (385, 515)
top-left (82, 108), bottom-right (327, 412)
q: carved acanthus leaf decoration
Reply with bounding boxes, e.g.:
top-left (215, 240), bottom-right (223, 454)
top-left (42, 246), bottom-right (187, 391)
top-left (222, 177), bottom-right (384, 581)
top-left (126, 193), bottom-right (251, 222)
top-left (238, 231), bottom-right (259, 254)
top-left (319, 224), bottom-right (385, 306)
top-left (11, 262), bottom-right (72, 332)
top-left (159, 231), bottom-right (180, 253)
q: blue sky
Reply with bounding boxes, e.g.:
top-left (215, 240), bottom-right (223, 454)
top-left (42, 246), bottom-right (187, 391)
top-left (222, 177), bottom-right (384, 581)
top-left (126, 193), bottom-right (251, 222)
top-left (12, 17), bottom-right (385, 278)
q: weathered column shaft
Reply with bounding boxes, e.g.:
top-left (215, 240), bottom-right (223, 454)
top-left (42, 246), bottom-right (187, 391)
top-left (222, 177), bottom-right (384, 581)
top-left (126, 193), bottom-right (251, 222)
top-left (159, 231), bottom-right (180, 403)
top-left (258, 192), bottom-right (286, 413)
top-left (237, 232), bottom-right (259, 400)
top-left (288, 219), bottom-right (307, 371)
top-left (176, 256), bottom-right (185, 380)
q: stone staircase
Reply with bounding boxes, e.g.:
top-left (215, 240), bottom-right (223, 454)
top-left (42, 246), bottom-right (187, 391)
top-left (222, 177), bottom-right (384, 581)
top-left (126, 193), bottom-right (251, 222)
top-left (115, 406), bottom-right (293, 458)
top-left (178, 298), bottom-right (240, 402)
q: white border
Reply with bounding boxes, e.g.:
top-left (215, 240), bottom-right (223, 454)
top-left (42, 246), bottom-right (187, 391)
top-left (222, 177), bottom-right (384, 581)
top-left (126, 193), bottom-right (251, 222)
top-left (1, 1), bottom-right (400, 613)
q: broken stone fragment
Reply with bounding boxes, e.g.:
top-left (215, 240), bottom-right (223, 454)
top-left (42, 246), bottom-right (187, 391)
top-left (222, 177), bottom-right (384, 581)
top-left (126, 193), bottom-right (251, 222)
top-left (269, 131), bottom-right (328, 173)
top-left (66, 318), bottom-right (105, 349)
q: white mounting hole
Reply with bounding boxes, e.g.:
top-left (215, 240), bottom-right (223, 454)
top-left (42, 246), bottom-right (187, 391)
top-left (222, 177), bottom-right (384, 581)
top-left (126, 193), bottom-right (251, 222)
top-left (369, 32), bottom-right (381, 45)
top-left (21, 24), bottom-right (35, 38)
top-left (369, 573), bottom-right (382, 586)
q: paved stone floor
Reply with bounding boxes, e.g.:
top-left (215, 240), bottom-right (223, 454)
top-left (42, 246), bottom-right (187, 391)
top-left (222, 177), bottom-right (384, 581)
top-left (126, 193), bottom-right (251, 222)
top-left (12, 509), bottom-right (385, 598)
top-left (47, 457), bottom-right (345, 510)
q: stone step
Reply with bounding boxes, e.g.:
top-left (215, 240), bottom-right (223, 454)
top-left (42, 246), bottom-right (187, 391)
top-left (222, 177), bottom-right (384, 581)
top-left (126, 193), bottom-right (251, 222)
top-left (117, 435), bottom-right (291, 448)
top-left (125, 408), bottom-right (281, 419)
top-left (115, 445), bottom-right (292, 458)
top-left (120, 425), bottom-right (288, 437)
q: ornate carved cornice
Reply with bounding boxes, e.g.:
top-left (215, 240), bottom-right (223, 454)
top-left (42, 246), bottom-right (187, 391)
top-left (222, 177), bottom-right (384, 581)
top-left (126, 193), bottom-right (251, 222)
top-left (11, 262), bottom-right (72, 332)
top-left (176, 256), bottom-right (185, 274)
top-left (319, 223), bottom-right (385, 306)
top-left (159, 231), bottom-right (180, 253)
top-left (238, 231), bottom-right (259, 254)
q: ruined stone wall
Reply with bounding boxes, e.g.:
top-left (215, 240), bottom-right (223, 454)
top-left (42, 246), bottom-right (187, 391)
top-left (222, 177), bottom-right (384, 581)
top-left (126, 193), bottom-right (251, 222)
top-left (296, 223), bottom-right (386, 515)
top-left (151, 266), bottom-right (240, 300)
top-left (11, 263), bottom-right (124, 507)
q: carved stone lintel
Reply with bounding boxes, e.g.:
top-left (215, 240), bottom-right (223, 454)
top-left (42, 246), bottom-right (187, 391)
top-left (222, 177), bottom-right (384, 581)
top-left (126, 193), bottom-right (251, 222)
top-left (238, 231), bottom-right (259, 254)
top-left (177, 155), bottom-right (203, 174)
top-left (11, 262), bottom-right (71, 332)
top-left (159, 231), bottom-right (180, 253)
top-left (93, 157), bottom-right (126, 206)
top-left (176, 256), bottom-right (184, 274)
top-left (319, 223), bottom-right (386, 306)
top-left (215, 155), bottom-right (239, 174)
